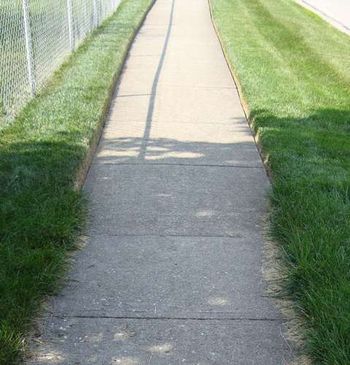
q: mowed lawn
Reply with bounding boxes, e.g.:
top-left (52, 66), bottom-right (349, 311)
top-left (210, 0), bottom-right (350, 364)
top-left (0, 0), bottom-right (152, 363)
top-left (0, 0), bottom-right (106, 122)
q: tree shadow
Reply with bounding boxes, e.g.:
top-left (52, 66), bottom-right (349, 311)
top-left (93, 135), bottom-right (263, 167)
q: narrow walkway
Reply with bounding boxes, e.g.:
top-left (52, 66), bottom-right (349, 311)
top-left (29, 0), bottom-right (292, 364)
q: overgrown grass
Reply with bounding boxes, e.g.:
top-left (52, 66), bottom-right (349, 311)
top-left (0, 0), bottom-right (152, 363)
top-left (210, 0), bottom-right (350, 364)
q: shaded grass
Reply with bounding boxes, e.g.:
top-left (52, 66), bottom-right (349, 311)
top-left (210, 0), bottom-right (350, 364)
top-left (0, 0), bottom-right (153, 363)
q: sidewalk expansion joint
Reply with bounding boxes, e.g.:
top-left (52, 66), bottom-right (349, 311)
top-left (105, 120), bottom-right (247, 125)
top-left (91, 162), bottom-right (263, 169)
top-left (115, 93), bottom-right (152, 98)
top-left (85, 233), bottom-right (258, 239)
top-left (53, 315), bottom-right (284, 322)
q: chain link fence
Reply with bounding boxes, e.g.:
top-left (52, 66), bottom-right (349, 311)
top-left (0, 0), bottom-right (120, 125)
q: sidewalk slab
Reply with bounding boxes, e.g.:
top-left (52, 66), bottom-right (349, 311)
top-left (28, 318), bottom-right (291, 365)
top-left (85, 164), bottom-right (268, 237)
top-left (47, 235), bottom-right (279, 319)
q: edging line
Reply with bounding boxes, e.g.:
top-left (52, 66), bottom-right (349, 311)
top-left (74, 0), bottom-right (157, 190)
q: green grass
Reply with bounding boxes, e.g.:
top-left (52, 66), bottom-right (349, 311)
top-left (0, 0), bottom-right (152, 363)
top-left (210, 0), bottom-right (350, 364)
top-left (0, 0), bottom-right (123, 124)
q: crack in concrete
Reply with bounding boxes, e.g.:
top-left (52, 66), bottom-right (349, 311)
top-left (84, 233), bottom-right (256, 238)
top-left (91, 162), bottom-right (263, 169)
top-left (53, 314), bottom-right (285, 322)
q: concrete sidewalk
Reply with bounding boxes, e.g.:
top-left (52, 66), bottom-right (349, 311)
top-left (299, 0), bottom-right (350, 34)
top-left (28, 0), bottom-right (292, 364)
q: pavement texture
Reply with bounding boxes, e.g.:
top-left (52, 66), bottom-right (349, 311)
top-left (298, 0), bottom-right (350, 34)
top-left (27, 0), bottom-right (294, 364)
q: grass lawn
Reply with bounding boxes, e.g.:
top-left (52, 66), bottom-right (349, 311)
top-left (0, 0), bottom-right (153, 363)
top-left (210, 0), bottom-right (350, 363)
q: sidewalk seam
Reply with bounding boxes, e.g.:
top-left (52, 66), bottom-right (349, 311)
top-left (91, 162), bottom-right (263, 168)
top-left (51, 315), bottom-right (285, 322)
top-left (84, 234), bottom-right (261, 239)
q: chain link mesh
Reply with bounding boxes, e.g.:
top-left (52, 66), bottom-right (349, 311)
top-left (0, 0), bottom-right (120, 125)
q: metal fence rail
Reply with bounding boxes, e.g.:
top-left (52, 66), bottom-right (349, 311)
top-left (0, 0), bottom-right (120, 124)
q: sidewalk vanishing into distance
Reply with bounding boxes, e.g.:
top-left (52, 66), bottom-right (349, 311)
top-left (28, 0), bottom-right (293, 363)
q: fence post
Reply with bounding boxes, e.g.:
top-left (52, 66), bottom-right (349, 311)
top-left (22, 0), bottom-right (35, 96)
top-left (93, 0), bottom-right (99, 28)
top-left (66, 0), bottom-right (74, 51)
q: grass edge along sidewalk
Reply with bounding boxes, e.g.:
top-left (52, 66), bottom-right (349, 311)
top-left (210, 0), bottom-right (350, 364)
top-left (0, 0), bottom-right (154, 363)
